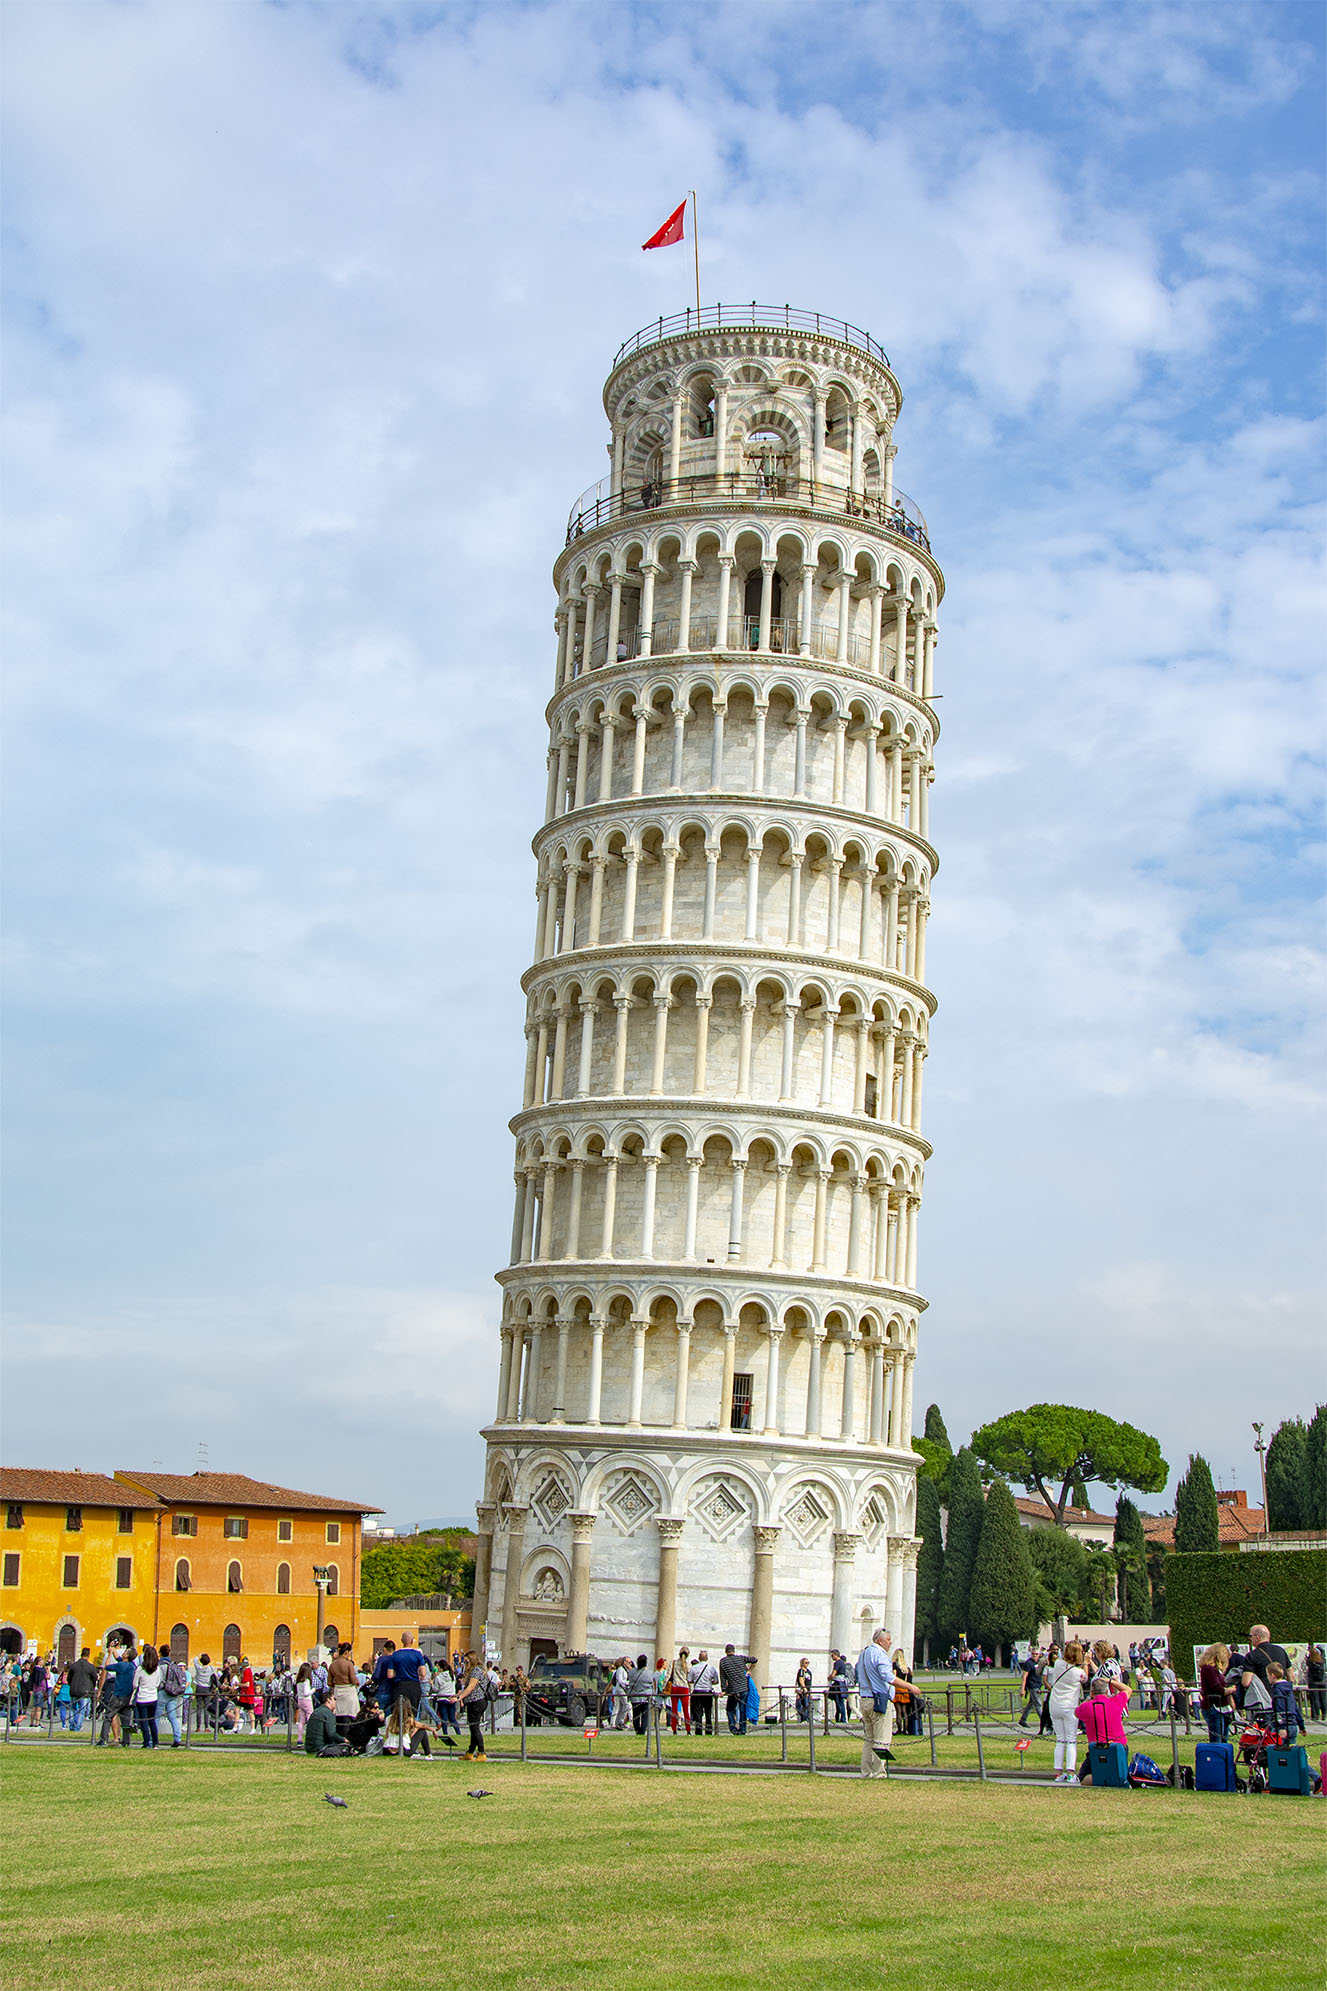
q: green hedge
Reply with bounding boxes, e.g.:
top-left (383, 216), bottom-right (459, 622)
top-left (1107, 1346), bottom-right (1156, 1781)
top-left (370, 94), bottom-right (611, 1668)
top-left (1165, 1549), bottom-right (1327, 1676)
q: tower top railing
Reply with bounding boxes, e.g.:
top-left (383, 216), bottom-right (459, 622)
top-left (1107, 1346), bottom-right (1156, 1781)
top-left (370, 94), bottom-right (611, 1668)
top-left (612, 304), bottom-right (891, 372)
top-left (565, 470), bottom-right (929, 553)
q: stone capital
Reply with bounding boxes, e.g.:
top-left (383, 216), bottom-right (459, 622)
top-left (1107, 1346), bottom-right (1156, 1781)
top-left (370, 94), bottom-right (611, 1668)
top-left (475, 1502), bottom-right (498, 1531)
top-left (832, 1530), bottom-right (862, 1562)
top-left (752, 1525), bottom-right (782, 1554)
top-left (502, 1503), bottom-right (530, 1531)
top-left (656, 1516), bottom-right (686, 1547)
top-left (569, 1511), bottom-right (597, 1545)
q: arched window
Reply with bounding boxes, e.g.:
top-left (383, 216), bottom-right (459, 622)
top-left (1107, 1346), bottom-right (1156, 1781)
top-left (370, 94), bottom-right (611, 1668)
top-left (272, 1623), bottom-right (291, 1666)
top-left (169, 1623), bottom-right (189, 1662)
top-left (325, 1564), bottom-right (339, 1597)
top-left (174, 1558), bottom-right (190, 1592)
top-left (276, 1562), bottom-right (290, 1596)
top-left (226, 1560), bottom-right (242, 1594)
top-left (57, 1624), bottom-right (76, 1666)
top-left (322, 1623), bottom-right (339, 1649)
top-left (223, 1622), bottom-right (241, 1662)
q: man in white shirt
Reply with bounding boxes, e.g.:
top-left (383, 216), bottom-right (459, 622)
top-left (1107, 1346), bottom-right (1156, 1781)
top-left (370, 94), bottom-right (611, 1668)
top-left (609, 1659), bottom-right (630, 1729)
top-left (688, 1651), bottom-right (719, 1735)
top-left (856, 1629), bottom-right (896, 1779)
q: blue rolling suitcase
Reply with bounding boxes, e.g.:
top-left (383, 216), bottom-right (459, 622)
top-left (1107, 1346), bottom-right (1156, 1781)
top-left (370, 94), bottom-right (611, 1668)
top-left (1267, 1745), bottom-right (1311, 1795)
top-left (1195, 1742), bottom-right (1237, 1792)
top-left (1087, 1741), bottom-right (1128, 1787)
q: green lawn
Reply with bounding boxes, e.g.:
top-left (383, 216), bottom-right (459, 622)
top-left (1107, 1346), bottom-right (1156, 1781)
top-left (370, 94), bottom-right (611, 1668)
top-left (2, 1748), bottom-right (1323, 1989)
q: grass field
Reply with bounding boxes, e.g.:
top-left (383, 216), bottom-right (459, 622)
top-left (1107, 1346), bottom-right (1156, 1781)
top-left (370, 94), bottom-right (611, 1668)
top-left (3, 1748), bottom-right (1323, 1989)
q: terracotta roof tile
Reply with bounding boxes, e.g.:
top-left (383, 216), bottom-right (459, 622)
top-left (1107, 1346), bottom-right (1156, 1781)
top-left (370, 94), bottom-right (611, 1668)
top-left (1144, 1506), bottom-right (1266, 1546)
top-left (114, 1470), bottom-right (381, 1515)
top-left (0, 1469), bottom-right (157, 1509)
top-left (1014, 1495), bottom-right (1116, 1527)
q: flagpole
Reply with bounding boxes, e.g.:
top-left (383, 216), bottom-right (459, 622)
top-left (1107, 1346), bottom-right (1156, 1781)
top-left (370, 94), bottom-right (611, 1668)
top-left (690, 190), bottom-right (701, 320)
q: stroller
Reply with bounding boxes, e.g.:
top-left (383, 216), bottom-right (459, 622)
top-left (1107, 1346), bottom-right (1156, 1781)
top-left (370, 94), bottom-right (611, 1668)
top-left (1237, 1720), bottom-right (1277, 1793)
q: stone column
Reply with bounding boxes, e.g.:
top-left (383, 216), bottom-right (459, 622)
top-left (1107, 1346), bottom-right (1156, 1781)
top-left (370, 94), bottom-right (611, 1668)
top-left (597, 712), bottom-right (616, 802)
top-left (631, 706), bottom-right (650, 794)
top-left (655, 1517), bottom-right (685, 1657)
top-left (566, 1512), bottom-right (595, 1653)
top-left (899, 1538), bottom-right (920, 1662)
top-left (672, 1317), bottom-right (692, 1429)
top-left (677, 559), bottom-right (696, 652)
top-left (868, 1339), bottom-right (885, 1444)
top-left (499, 1505), bottom-right (528, 1664)
top-left (718, 1323), bottom-right (738, 1431)
top-left (830, 1531), bottom-right (860, 1656)
top-left (586, 1314), bottom-right (605, 1425)
top-left (523, 1319), bottom-right (544, 1419)
top-left (762, 1325), bottom-right (784, 1435)
top-left (471, 1502), bottom-right (497, 1650)
top-left (749, 1526), bottom-right (781, 1711)
top-left (727, 1156), bottom-right (747, 1261)
top-left (639, 1153), bottom-right (660, 1258)
top-left (683, 1156), bottom-right (702, 1259)
top-left (627, 1314), bottom-right (649, 1427)
top-left (639, 563), bottom-right (658, 656)
top-left (692, 993), bottom-right (711, 1091)
top-left (805, 1327), bottom-right (825, 1438)
top-left (505, 1326), bottom-right (525, 1421)
top-left (758, 558), bottom-right (776, 652)
top-left (885, 1536), bottom-right (906, 1641)
top-left (605, 574), bottom-right (623, 662)
top-left (715, 554), bottom-right (734, 648)
top-left (495, 1326), bottom-right (515, 1421)
top-left (839, 1333), bottom-right (858, 1440)
top-left (799, 561), bottom-right (816, 657)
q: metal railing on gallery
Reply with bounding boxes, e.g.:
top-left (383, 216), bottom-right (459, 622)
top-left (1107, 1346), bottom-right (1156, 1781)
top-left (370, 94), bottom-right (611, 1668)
top-left (565, 470), bottom-right (929, 552)
top-left (611, 304), bottom-right (892, 371)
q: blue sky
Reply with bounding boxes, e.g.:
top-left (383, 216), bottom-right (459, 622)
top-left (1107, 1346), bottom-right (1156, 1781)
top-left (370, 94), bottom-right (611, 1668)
top-left (3, 0), bottom-right (1323, 1524)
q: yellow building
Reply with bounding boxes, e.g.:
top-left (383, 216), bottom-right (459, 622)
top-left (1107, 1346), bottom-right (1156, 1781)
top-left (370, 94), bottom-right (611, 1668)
top-left (1, 1470), bottom-right (160, 1662)
top-left (113, 1470), bottom-right (381, 1666)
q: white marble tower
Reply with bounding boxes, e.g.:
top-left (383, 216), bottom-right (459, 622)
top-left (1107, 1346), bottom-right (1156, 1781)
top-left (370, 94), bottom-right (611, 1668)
top-left (473, 306), bottom-right (942, 1693)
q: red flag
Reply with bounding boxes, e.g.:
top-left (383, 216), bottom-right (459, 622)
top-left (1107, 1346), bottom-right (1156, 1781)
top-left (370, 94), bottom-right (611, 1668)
top-left (642, 199), bottom-right (686, 250)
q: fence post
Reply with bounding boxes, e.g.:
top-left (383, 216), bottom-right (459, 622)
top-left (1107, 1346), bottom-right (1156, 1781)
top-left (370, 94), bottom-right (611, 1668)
top-left (520, 1690), bottom-right (527, 1762)
top-left (974, 1708), bottom-right (986, 1781)
top-left (653, 1697), bottom-right (663, 1768)
top-left (779, 1690), bottom-right (787, 1763)
top-left (926, 1695), bottom-right (937, 1767)
top-left (807, 1691), bottom-right (817, 1775)
top-left (1168, 1706), bottom-right (1181, 1787)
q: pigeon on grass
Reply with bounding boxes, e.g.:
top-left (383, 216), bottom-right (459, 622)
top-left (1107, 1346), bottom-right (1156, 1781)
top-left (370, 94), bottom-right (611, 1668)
top-left (466, 1789), bottom-right (496, 1799)
top-left (324, 1793), bottom-right (350, 1809)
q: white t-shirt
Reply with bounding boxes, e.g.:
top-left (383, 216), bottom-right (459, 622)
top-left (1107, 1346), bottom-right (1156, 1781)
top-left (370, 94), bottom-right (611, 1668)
top-left (1046, 1660), bottom-right (1086, 1712)
top-left (132, 1665), bottom-right (160, 1705)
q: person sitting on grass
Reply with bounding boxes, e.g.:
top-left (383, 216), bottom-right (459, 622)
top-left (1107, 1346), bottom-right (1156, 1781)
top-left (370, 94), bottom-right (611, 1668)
top-left (1076, 1673), bottom-right (1130, 1779)
top-left (303, 1690), bottom-right (346, 1756)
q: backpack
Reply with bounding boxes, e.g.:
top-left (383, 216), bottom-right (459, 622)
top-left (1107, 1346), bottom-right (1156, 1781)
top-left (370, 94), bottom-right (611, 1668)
top-left (163, 1660), bottom-right (188, 1697)
top-left (1127, 1752), bottom-right (1167, 1787)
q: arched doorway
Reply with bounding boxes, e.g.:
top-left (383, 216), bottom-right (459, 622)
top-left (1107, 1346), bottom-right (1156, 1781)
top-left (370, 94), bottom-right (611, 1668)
top-left (222, 1623), bottom-right (241, 1663)
top-left (56, 1624), bottom-right (77, 1666)
top-left (104, 1624), bottom-right (135, 1656)
top-left (322, 1623), bottom-right (339, 1651)
top-left (272, 1624), bottom-right (291, 1667)
top-left (169, 1623), bottom-right (189, 1663)
top-left (0, 1625), bottom-right (24, 1657)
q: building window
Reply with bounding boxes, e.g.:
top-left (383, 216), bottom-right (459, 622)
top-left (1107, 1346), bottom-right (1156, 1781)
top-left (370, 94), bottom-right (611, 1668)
top-left (4, 1505), bottom-right (21, 1531)
top-left (223, 1517), bottom-right (248, 1540)
top-left (117, 1508), bottom-right (135, 1534)
top-left (169, 1623), bottom-right (189, 1662)
top-left (322, 1623), bottom-right (339, 1648)
top-left (325, 1564), bottom-right (339, 1596)
top-left (276, 1562), bottom-right (291, 1596)
top-left (227, 1561), bottom-right (243, 1594)
top-left (175, 1559), bottom-right (191, 1592)
top-left (65, 1506), bottom-right (82, 1533)
top-left (172, 1514), bottom-right (197, 1537)
top-left (2, 1553), bottom-right (19, 1587)
top-left (277, 1519), bottom-right (293, 1543)
top-left (325, 1522), bottom-right (341, 1545)
top-left (223, 1622), bottom-right (241, 1662)
top-left (730, 1373), bottom-right (753, 1431)
top-left (62, 1555), bottom-right (80, 1588)
top-left (272, 1623), bottom-right (291, 1666)
top-left (115, 1557), bottom-right (132, 1589)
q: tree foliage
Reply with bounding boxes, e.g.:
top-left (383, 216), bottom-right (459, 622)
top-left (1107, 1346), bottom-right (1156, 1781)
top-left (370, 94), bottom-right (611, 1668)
top-left (1265, 1419), bottom-right (1307, 1531)
top-left (1302, 1405), bottom-right (1327, 1529)
top-left (970, 1404), bottom-right (1167, 1524)
top-left (936, 1446), bottom-right (984, 1643)
top-left (1112, 1494), bottom-right (1148, 1621)
top-left (967, 1480), bottom-right (1038, 1657)
top-left (1173, 1453), bottom-right (1219, 1555)
top-left (1025, 1526), bottom-right (1094, 1624)
top-left (914, 1474), bottom-right (945, 1656)
top-left (360, 1538), bottom-right (475, 1610)
top-left (912, 1403), bottom-right (954, 1494)
top-left (923, 1404), bottom-right (952, 1452)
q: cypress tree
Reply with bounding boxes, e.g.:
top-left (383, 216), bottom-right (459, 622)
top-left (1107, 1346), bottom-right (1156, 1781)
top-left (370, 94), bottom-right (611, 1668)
top-left (923, 1404), bottom-right (951, 1452)
top-left (1265, 1419), bottom-right (1307, 1531)
top-left (914, 1474), bottom-right (945, 1661)
top-left (1174, 1453), bottom-right (1219, 1554)
top-left (1112, 1494), bottom-right (1148, 1619)
top-left (1303, 1405), bottom-right (1327, 1529)
top-left (936, 1446), bottom-right (983, 1644)
top-left (968, 1479), bottom-right (1038, 1660)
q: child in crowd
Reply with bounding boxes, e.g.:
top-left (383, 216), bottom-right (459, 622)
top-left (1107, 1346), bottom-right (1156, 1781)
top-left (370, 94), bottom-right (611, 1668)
top-left (1267, 1663), bottom-right (1304, 1743)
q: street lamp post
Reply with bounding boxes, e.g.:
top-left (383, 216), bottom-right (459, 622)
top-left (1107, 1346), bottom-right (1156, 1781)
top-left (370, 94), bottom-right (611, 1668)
top-left (1251, 1425), bottom-right (1269, 1536)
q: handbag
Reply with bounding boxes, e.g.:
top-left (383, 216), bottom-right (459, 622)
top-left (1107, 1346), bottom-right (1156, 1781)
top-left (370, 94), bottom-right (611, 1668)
top-left (872, 1692), bottom-right (893, 1715)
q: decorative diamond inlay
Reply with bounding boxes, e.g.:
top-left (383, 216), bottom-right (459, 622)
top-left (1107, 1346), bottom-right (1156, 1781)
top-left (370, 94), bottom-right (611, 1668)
top-left (860, 1494), bottom-right (888, 1548)
top-left (785, 1486), bottom-right (830, 1547)
top-left (533, 1474), bottom-right (572, 1530)
top-left (690, 1478), bottom-right (751, 1544)
top-left (604, 1473), bottom-right (658, 1536)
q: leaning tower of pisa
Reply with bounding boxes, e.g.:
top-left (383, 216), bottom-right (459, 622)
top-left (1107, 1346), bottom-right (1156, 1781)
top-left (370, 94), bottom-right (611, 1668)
top-left (471, 306), bottom-right (942, 1692)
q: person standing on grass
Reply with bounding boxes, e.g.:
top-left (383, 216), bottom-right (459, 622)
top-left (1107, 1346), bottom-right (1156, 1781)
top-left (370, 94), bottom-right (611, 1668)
top-left (667, 1648), bottom-right (692, 1734)
top-left (383, 1637), bottom-right (428, 1740)
top-left (795, 1658), bottom-right (813, 1723)
top-left (1241, 1624), bottom-right (1290, 1706)
top-left (856, 1629), bottom-right (896, 1779)
top-left (1046, 1640), bottom-right (1087, 1784)
top-left (1018, 1645), bottom-right (1043, 1727)
top-left (1304, 1644), bottom-right (1326, 1721)
top-left (191, 1654), bottom-right (216, 1733)
top-left (1198, 1644), bottom-right (1234, 1744)
top-left (458, 1653), bottom-right (489, 1762)
top-left (98, 1645), bottom-right (137, 1747)
top-left (627, 1654), bottom-right (654, 1735)
top-left (828, 1650), bottom-right (852, 1723)
top-left (235, 1657), bottom-right (257, 1734)
top-left (158, 1647), bottom-right (189, 1748)
top-left (609, 1657), bottom-right (630, 1729)
top-left (66, 1647), bottom-right (97, 1733)
top-left (329, 1642), bottom-right (360, 1734)
top-left (689, 1651), bottom-right (718, 1735)
top-left (1038, 1645), bottom-right (1058, 1735)
top-left (719, 1645), bottom-right (748, 1736)
top-left (131, 1644), bottom-right (162, 1749)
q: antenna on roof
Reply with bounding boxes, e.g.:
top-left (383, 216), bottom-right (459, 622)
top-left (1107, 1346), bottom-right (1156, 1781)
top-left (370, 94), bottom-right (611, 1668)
top-left (197, 1441), bottom-right (209, 1471)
